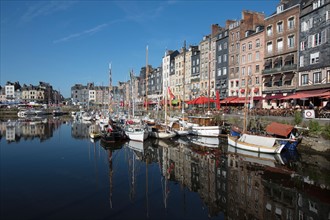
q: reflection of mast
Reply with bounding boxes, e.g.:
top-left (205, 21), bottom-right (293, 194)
top-left (145, 155), bottom-right (149, 218)
top-left (108, 149), bottom-right (113, 208)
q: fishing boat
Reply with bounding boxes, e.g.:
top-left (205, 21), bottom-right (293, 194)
top-left (100, 122), bottom-right (128, 143)
top-left (227, 73), bottom-right (301, 154)
top-left (125, 125), bottom-right (149, 142)
top-left (188, 115), bottom-right (225, 137)
top-left (124, 70), bottom-right (149, 142)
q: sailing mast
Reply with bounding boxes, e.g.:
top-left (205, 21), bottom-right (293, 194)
top-left (243, 71), bottom-right (249, 133)
top-left (208, 37), bottom-right (211, 111)
top-left (182, 40), bottom-right (186, 120)
top-left (145, 45), bottom-right (149, 112)
top-left (130, 69), bottom-right (135, 118)
top-left (109, 63), bottom-right (112, 114)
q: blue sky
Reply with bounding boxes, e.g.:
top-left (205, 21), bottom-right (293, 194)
top-left (1, 0), bottom-right (279, 98)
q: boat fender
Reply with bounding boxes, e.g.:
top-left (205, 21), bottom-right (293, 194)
top-left (180, 127), bottom-right (184, 131)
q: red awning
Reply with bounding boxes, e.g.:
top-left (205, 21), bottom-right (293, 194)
top-left (253, 96), bottom-right (263, 101)
top-left (281, 89), bottom-right (330, 100)
top-left (264, 94), bottom-right (284, 100)
top-left (220, 96), bottom-right (238, 103)
top-left (186, 96), bottom-right (215, 105)
top-left (231, 97), bottom-right (247, 104)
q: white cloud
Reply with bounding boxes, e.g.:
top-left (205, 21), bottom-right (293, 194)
top-left (21, 1), bottom-right (76, 22)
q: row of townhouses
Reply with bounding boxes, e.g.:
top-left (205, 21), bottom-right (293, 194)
top-left (72, 0), bottom-right (329, 109)
top-left (0, 81), bottom-right (64, 105)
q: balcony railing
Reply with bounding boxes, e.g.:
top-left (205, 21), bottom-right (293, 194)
top-left (262, 67), bottom-right (281, 74)
top-left (282, 64), bottom-right (297, 72)
top-left (262, 64), bottom-right (297, 74)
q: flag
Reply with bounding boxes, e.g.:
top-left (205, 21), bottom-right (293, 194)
top-left (168, 87), bottom-right (175, 100)
top-left (216, 90), bottom-right (220, 110)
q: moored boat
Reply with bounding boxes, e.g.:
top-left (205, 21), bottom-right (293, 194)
top-left (125, 125), bottom-right (149, 142)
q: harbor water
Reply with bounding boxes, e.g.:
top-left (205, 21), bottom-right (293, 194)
top-left (1, 117), bottom-right (329, 220)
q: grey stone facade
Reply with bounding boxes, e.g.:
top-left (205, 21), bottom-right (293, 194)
top-left (298, 0), bottom-right (330, 91)
top-left (216, 29), bottom-right (229, 99)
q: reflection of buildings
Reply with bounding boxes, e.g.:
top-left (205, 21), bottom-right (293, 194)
top-left (160, 139), bottom-right (227, 217)
top-left (0, 118), bottom-right (60, 142)
top-left (227, 152), bottom-right (266, 219)
top-left (226, 150), bottom-right (330, 219)
top-left (262, 167), bottom-right (330, 220)
top-left (71, 121), bottom-right (93, 139)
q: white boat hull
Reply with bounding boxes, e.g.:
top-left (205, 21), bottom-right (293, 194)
top-left (228, 134), bottom-right (284, 154)
top-left (149, 131), bottom-right (176, 139)
top-left (126, 130), bottom-right (149, 142)
top-left (190, 126), bottom-right (222, 137)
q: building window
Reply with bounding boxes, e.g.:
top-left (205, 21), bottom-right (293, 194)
top-left (256, 64), bottom-right (260, 73)
top-left (223, 54), bottom-right (227, 62)
top-left (242, 43), bottom-right (246, 52)
top-left (242, 55), bottom-right (246, 64)
top-left (218, 44), bottom-right (222, 51)
top-left (288, 17), bottom-right (295, 29)
top-left (300, 55), bottom-right (304, 67)
top-left (218, 55), bottom-right (222, 63)
top-left (224, 42), bottom-right (227, 49)
top-left (300, 41), bottom-right (306, 51)
top-left (277, 21), bottom-right (283, 33)
top-left (256, 51), bottom-right (260, 60)
top-left (277, 38), bottom-right (283, 51)
top-left (256, 76), bottom-right (260, 84)
top-left (288, 35), bottom-right (295, 48)
top-left (256, 39), bottom-right (260, 48)
top-left (248, 41), bottom-right (252, 50)
top-left (217, 68), bottom-right (222, 76)
top-left (248, 66), bottom-right (251, 75)
top-left (313, 72), bottom-right (321, 84)
top-left (267, 25), bottom-right (272, 36)
top-left (326, 10), bottom-right (329, 21)
top-left (313, 0), bottom-right (325, 9)
top-left (301, 74), bottom-right (309, 85)
top-left (267, 42), bottom-right (272, 53)
top-left (310, 52), bottom-right (320, 64)
top-left (242, 67), bottom-right (245, 76)
top-left (248, 53), bottom-right (252, 62)
top-left (223, 67), bottom-right (227, 75)
top-left (277, 4), bottom-right (284, 13)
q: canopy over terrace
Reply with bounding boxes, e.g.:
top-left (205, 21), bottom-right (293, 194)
top-left (186, 96), bottom-right (216, 105)
top-left (281, 89), bottom-right (330, 100)
top-left (220, 96), bottom-right (264, 104)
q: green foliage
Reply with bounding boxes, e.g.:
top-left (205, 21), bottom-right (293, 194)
top-left (293, 111), bottom-right (303, 125)
top-left (321, 123), bottom-right (330, 140)
top-left (308, 120), bottom-right (321, 132)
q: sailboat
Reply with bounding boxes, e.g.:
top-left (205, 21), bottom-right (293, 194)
top-left (124, 69), bottom-right (149, 142)
top-left (168, 41), bottom-right (192, 136)
top-left (227, 72), bottom-right (301, 154)
top-left (146, 46), bottom-right (176, 139)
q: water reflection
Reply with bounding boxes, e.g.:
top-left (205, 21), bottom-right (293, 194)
top-left (1, 119), bottom-right (329, 220)
top-left (0, 117), bottom-right (66, 142)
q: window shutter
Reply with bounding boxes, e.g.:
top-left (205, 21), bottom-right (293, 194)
top-left (321, 29), bottom-right (326, 44)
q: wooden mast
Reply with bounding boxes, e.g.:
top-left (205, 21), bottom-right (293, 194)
top-left (145, 45), bottom-right (148, 112)
top-left (208, 37), bottom-right (211, 111)
top-left (182, 40), bottom-right (186, 120)
top-left (109, 62), bottom-right (112, 114)
top-left (243, 71), bottom-right (249, 133)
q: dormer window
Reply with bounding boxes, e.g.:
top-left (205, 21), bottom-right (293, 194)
top-left (313, 0), bottom-right (325, 10)
top-left (277, 4), bottom-right (284, 13)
